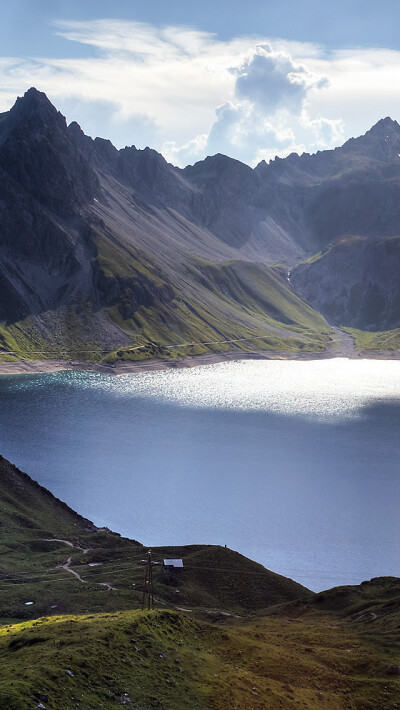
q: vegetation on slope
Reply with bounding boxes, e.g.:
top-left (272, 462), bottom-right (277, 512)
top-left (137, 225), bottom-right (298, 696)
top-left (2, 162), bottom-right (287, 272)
top-left (0, 223), bottom-right (334, 364)
top-left (97, 251), bottom-right (333, 366)
top-left (1, 589), bottom-right (400, 710)
top-left (344, 327), bottom-right (400, 351)
top-left (0, 456), bottom-right (309, 621)
top-left (1, 457), bottom-right (400, 709)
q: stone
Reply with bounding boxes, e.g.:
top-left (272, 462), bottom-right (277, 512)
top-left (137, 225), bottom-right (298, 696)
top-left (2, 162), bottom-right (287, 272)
top-left (387, 665), bottom-right (400, 675)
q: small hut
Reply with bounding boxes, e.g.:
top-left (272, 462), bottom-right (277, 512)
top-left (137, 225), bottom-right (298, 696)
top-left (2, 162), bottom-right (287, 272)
top-left (163, 558), bottom-right (183, 572)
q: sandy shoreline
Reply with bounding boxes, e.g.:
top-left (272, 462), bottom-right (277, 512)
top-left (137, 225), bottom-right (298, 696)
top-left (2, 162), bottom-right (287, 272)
top-left (0, 345), bottom-right (399, 376)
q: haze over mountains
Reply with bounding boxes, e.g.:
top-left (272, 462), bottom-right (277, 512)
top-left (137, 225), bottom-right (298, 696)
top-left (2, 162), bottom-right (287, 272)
top-left (1, 88), bottom-right (400, 360)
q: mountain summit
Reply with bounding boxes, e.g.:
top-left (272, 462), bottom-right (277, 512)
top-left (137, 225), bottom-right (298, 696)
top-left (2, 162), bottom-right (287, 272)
top-left (340, 115), bottom-right (400, 162)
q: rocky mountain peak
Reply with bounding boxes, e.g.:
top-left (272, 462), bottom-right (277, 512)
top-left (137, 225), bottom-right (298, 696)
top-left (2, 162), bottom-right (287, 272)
top-left (341, 116), bottom-right (400, 163)
top-left (9, 87), bottom-right (66, 132)
top-left (368, 116), bottom-right (400, 134)
top-left (0, 88), bottom-right (99, 218)
top-left (183, 153), bottom-right (256, 197)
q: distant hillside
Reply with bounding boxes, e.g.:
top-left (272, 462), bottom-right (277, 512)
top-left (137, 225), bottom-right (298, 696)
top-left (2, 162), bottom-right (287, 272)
top-left (0, 455), bottom-right (310, 621)
top-left (291, 235), bottom-right (400, 330)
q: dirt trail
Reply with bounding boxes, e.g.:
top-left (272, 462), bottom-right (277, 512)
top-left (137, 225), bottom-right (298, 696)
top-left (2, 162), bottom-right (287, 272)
top-left (330, 328), bottom-right (357, 357)
top-left (51, 541), bottom-right (118, 591)
top-left (57, 557), bottom-right (118, 591)
top-left (58, 556), bottom-right (87, 583)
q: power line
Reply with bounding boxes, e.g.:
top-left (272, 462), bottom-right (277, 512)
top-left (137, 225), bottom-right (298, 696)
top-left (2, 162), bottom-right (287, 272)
top-left (141, 550), bottom-right (154, 611)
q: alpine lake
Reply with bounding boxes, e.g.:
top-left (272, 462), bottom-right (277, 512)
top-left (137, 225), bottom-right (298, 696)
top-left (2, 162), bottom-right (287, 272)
top-left (1, 358), bottom-right (399, 592)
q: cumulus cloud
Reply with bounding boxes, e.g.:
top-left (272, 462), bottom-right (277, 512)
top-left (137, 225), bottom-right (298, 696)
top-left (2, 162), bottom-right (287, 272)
top-left (233, 44), bottom-right (328, 114)
top-left (163, 43), bottom-right (332, 165)
top-left (164, 101), bottom-right (298, 165)
top-left (1, 20), bottom-right (400, 166)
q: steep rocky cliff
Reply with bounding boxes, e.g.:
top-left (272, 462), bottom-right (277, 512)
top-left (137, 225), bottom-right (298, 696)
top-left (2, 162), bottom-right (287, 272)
top-left (291, 235), bottom-right (400, 329)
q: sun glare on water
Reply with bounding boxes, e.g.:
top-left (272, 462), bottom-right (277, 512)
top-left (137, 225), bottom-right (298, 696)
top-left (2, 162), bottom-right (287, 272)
top-left (69, 358), bottom-right (400, 422)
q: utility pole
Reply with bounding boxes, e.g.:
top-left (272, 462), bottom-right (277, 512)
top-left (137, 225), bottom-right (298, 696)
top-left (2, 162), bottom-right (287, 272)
top-left (141, 549), bottom-right (154, 611)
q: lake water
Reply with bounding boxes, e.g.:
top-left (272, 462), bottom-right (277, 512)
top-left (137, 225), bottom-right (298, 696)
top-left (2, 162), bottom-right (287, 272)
top-left (0, 358), bottom-right (399, 592)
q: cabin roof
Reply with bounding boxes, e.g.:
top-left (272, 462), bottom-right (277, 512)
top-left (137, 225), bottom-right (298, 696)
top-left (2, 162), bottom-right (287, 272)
top-left (163, 558), bottom-right (183, 568)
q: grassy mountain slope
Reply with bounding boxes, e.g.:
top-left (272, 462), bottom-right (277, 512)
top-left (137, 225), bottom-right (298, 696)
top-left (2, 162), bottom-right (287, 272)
top-left (1, 588), bottom-right (400, 709)
top-left (345, 327), bottom-right (400, 351)
top-left (97, 246), bottom-right (333, 365)
top-left (1, 458), bottom-right (400, 709)
top-left (0, 456), bottom-right (309, 621)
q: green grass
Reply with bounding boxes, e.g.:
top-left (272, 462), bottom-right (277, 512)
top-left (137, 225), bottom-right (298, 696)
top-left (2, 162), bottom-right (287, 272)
top-left (100, 257), bottom-right (333, 364)
top-left (345, 327), bottom-right (400, 351)
top-left (0, 457), bottom-right (310, 622)
top-left (1, 599), bottom-right (400, 710)
top-left (0, 229), bottom-right (335, 364)
top-left (1, 456), bottom-right (400, 709)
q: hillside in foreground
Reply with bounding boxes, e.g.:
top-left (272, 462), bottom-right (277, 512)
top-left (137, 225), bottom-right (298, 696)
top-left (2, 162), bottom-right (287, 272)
top-left (1, 456), bottom-right (400, 709)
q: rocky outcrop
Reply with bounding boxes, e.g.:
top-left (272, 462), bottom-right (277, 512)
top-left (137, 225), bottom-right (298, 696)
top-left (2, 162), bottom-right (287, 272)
top-left (291, 236), bottom-right (400, 330)
top-left (0, 88), bottom-right (99, 217)
top-left (93, 265), bottom-right (176, 319)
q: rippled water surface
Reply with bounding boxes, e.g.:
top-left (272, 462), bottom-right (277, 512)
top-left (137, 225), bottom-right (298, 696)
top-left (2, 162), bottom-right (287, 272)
top-left (1, 358), bottom-right (399, 591)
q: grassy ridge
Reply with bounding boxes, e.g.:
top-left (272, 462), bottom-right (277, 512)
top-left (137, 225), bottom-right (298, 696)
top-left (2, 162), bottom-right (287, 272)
top-left (0, 457), bottom-right (310, 621)
top-left (345, 327), bottom-right (400, 351)
top-left (1, 597), bottom-right (400, 709)
top-left (99, 255), bottom-right (333, 365)
top-left (1, 457), bottom-right (400, 708)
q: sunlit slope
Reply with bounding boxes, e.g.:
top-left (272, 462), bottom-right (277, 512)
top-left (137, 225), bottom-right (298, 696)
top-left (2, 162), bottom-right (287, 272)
top-left (92, 223), bottom-right (332, 364)
top-left (344, 327), bottom-right (400, 351)
top-left (0, 88), bottom-right (334, 362)
top-left (0, 216), bottom-right (333, 362)
top-left (1, 588), bottom-right (400, 710)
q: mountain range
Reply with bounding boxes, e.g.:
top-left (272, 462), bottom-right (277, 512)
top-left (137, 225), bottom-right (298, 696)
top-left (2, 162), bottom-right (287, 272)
top-left (1, 88), bottom-right (400, 363)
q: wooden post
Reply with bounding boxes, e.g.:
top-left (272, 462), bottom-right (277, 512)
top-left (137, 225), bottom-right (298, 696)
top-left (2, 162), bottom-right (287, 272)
top-left (142, 550), bottom-right (154, 610)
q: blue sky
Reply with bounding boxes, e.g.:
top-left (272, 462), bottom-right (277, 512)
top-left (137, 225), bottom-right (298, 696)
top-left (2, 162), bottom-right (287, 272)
top-left (2, 1), bottom-right (400, 166)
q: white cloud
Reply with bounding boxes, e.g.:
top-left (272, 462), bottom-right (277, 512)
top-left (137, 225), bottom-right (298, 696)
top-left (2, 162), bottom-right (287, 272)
top-left (1, 20), bottom-right (400, 166)
top-left (163, 43), bottom-right (333, 166)
top-left (233, 44), bottom-right (328, 114)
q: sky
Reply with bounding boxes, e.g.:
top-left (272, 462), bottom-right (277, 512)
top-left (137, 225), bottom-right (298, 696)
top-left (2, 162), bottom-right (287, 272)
top-left (2, 1), bottom-right (400, 167)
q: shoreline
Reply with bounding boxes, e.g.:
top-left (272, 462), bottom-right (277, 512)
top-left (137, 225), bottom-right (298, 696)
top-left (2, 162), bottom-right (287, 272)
top-left (0, 345), bottom-right (400, 376)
